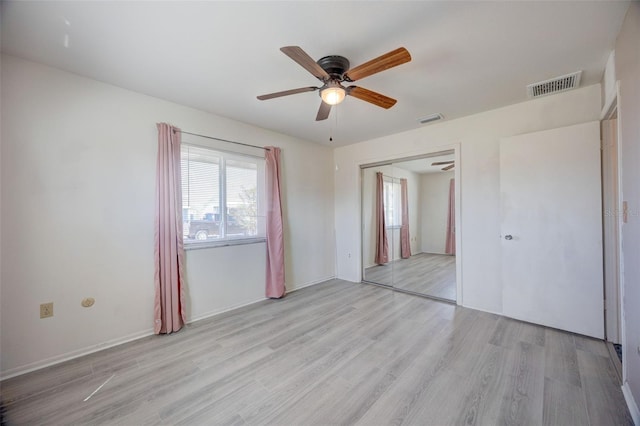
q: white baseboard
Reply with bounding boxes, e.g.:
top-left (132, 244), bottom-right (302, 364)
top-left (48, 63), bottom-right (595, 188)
top-left (459, 303), bottom-right (502, 317)
top-left (288, 275), bottom-right (335, 292)
top-left (188, 277), bottom-right (334, 324)
top-left (0, 328), bottom-right (154, 381)
top-left (1, 276), bottom-right (335, 381)
top-left (187, 297), bottom-right (269, 324)
top-left (622, 381), bottom-right (640, 425)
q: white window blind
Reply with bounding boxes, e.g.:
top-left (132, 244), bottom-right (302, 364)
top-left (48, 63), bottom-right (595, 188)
top-left (181, 144), bottom-right (265, 245)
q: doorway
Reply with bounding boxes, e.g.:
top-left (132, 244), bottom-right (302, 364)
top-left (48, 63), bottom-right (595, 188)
top-left (361, 150), bottom-right (459, 303)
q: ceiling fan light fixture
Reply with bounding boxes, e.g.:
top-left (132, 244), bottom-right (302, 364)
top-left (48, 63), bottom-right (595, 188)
top-left (320, 82), bottom-right (346, 105)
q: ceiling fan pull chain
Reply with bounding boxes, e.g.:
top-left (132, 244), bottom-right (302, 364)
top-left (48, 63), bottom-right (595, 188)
top-left (331, 104), bottom-right (339, 143)
top-left (329, 120), bottom-right (334, 143)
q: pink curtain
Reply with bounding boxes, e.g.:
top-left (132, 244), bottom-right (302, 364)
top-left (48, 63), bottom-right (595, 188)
top-left (154, 123), bottom-right (186, 334)
top-left (375, 172), bottom-right (389, 265)
top-left (445, 178), bottom-right (456, 255)
top-left (400, 178), bottom-right (411, 259)
top-left (265, 146), bottom-right (285, 298)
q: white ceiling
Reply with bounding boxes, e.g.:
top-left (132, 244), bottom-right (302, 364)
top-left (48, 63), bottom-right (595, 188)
top-left (394, 153), bottom-right (455, 175)
top-left (1, 1), bottom-right (629, 147)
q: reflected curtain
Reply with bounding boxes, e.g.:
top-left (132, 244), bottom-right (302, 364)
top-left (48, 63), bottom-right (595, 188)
top-left (375, 172), bottom-right (389, 265)
top-left (400, 178), bottom-right (411, 259)
top-left (265, 146), bottom-right (286, 298)
top-left (154, 123), bottom-right (186, 334)
top-left (445, 178), bottom-right (456, 255)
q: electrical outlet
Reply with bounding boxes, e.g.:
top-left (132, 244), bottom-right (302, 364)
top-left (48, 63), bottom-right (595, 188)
top-left (40, 302), bottom-right (53, 319)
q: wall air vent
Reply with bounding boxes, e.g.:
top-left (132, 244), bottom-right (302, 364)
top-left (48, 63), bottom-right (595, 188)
top-left (527, 71), bottom-right (582, 98)
top-left (418, 113), bottom-right (444, 124)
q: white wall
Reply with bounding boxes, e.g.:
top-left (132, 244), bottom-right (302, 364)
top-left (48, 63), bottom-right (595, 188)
top-left (614, 2), bottom-right (640, 419)
top-left (0, 55), bottom-right (335, 377)
top-left (361, 165), bottom-right (420, 269)
top-left (334, 84), bottom-right (601, 314)
top-left (421, 171), bottom-right (454, 254)
top-left (602, 50), bottom-right (617, 110)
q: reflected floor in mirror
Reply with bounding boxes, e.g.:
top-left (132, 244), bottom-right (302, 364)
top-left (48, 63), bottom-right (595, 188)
top-left (364, 253), bottom-right (456, 300)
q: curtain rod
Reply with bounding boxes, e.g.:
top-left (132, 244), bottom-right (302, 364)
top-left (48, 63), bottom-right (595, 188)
top-left (375, 171), bottom-right (402, 181)
top-left (382, 174), bottom-right (405, 181)
top-left (173, 129), bottom-right (270, 151)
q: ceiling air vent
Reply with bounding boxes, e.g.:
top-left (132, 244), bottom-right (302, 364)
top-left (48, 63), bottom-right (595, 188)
top-left (418, 113), bottom-right (444, 124)
top-left (527, 71), bottom-right (582, 98)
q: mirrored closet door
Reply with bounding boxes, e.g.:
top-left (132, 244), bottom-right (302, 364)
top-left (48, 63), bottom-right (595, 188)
top-left (361, 152), bottom-right (457, 302)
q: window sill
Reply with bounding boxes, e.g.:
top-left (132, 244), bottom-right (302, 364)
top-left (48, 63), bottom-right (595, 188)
top-left (386, 225), bottom-right (402, 230)
top-left (184, 237), bottom-right (266, 251)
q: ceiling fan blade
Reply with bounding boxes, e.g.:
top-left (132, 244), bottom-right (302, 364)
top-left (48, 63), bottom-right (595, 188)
top-left (442, 164), bottom-right (455, 171)
top-left (257, 86), bottom-right (318, 100)
top-left (347, 86), bottom-right (397, 109)
top-left (316, 101), bottom-right (331, 121)
top-left (431, 161), bottom-right (455, 166)
top-left (280, 46), bottom-right (330, 81)
top-left (344, 47), bottom-right (411, 82)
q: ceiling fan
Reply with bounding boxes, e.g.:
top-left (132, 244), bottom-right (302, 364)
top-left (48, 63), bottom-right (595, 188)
top-left (432, 160), bottom-right (455, 171)
top-left (257, 46), bottom-right (411, 121)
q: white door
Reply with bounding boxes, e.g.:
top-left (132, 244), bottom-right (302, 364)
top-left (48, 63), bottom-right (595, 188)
top-left (500, 121), bottom-right (603, 338)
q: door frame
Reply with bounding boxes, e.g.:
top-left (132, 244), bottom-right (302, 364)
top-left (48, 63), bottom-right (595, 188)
top-left (359, 143), bottom-right (462, 306)
top-left (601, 89), bottom-right (623, 345)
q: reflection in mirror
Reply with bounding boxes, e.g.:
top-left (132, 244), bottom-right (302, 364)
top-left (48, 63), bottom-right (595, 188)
top-left (362, 151), bottom-right (456, 302)
top-left (362, 167), bottom-right (394, 287)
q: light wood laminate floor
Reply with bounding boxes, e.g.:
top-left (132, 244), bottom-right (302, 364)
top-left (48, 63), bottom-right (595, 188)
top-left (1, 280), bottom-right (631, 425)
top-left (365, 253), bottom-right (456, 300)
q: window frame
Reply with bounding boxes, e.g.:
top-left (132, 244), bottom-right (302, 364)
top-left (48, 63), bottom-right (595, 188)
top-left (181, 143), bottom-right (266, 250)
top-left (383, 177), bottom-right (402, 229)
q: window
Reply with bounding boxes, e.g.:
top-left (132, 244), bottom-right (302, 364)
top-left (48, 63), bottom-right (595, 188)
top-left (181, 144), bottom-right (265, 246)
top-left (383, 178), bottom-right (401, 228)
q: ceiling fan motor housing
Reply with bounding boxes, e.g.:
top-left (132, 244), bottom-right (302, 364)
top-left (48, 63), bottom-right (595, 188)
top-left (317, 55), bottom-right (350, 80)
